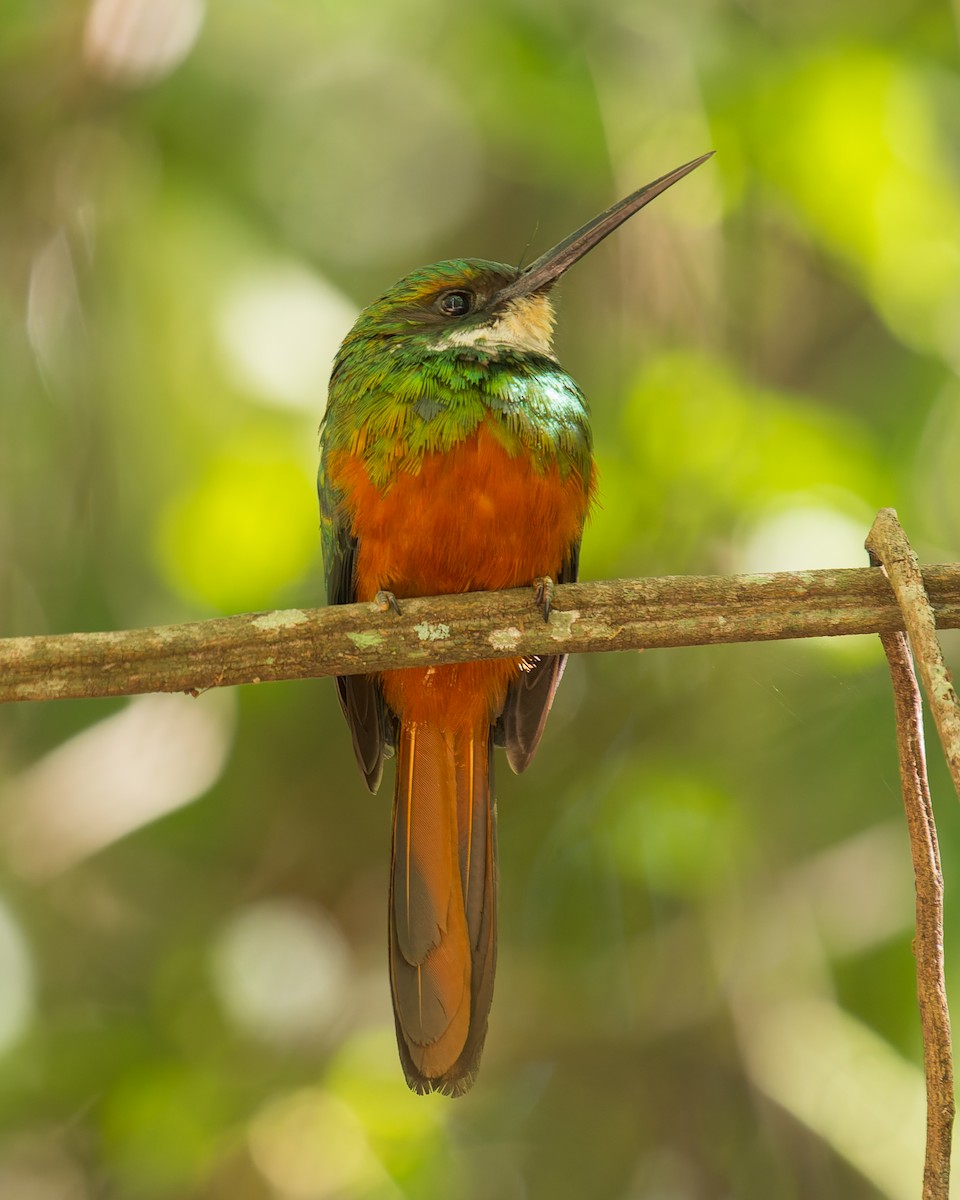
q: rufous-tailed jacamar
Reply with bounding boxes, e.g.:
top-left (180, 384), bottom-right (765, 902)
top-left (319, 153), bottom-right (712, 1096)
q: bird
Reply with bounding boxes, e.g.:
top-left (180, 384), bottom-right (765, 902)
top-left (318, 152), bottom-right (712, 1096)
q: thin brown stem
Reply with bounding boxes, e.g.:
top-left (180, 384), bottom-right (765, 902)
top-left (866, 510), bottom-right (960, 804)
top-left (865, 510), bottom-right (958, 1199)
top-left (876, 631), bottom-right (954, 1200)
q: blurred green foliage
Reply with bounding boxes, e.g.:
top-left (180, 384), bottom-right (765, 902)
top-left (1, 1), bottom-right (959, 1197)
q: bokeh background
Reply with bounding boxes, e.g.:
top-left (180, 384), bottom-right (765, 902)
top-left (2, 1), bottom-right (960, 1197)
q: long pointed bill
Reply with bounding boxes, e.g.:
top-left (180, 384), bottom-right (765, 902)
top-left (496, 151), bottom-right (714, 304)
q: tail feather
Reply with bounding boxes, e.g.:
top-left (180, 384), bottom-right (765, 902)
top-left (389, 721), bottom-right (497, 1096)
top-left (392, 725), bottom-right (457, 965)
top-left (456, 731), bottom-right (497, 1063)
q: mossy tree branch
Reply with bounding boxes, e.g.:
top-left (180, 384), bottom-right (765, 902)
top-left (2, 563), bottom-right (959, 705)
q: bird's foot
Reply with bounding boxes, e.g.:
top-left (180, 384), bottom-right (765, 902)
top-left (533, 575), bottom-right (555, 623)
top-left (373, 589), bottom-right (401, 615)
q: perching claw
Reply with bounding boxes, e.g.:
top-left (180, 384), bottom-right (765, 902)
top-left (533, 575), bottom-right (555, 623)
top-left (373, 589), bottom-right (401, 615)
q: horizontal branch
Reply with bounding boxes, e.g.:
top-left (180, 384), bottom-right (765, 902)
top-left (2, 564), bottom-right (959, 704)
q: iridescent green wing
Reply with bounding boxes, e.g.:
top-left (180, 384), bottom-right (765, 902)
top-left (318, 460), bottom-right (394, 793)
top-left (494, 538), bottom-right (580, 774)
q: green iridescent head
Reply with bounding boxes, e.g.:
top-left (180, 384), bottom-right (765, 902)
top-left (343, 258), bottom-right (556, 358)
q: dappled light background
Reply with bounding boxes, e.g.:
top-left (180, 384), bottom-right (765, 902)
top-left (1, 1), bottom-right (959, 1197)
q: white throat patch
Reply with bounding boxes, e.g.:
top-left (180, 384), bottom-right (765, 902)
top-left (437, 293), bottom-right (556, 358)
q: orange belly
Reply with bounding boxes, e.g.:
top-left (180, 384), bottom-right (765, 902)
top-left (327, 422), bottom-right (593, 728)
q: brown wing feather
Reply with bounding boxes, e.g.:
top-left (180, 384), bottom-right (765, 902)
top-left (496, 539), bottom-right (580, 774)
top-left (323, 509), bottom-right (393, 792)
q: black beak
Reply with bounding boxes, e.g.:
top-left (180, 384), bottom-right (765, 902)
top-left (495, 151), bottom-right (714, 304)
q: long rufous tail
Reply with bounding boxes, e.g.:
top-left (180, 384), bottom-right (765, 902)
top-left (388, 720), bottom-right (497, 1096)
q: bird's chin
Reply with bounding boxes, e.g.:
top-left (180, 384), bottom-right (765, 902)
top-left (435, 293), bottom-right (557, 359)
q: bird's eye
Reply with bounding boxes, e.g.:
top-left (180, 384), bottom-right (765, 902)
top-left (437, 290), bottom-right (473, 317)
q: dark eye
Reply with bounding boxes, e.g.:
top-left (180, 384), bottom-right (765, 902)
top-left (437, 290), bottom-right (473, 317)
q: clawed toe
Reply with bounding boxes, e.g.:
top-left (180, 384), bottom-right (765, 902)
top-left (373, 589), bottom-right (401, 615)
top-left (533, 575), bottom-right (554, 623)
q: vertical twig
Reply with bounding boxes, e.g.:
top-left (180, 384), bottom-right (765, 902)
top-left (867, 509), bottom-right (960, 802)
top-left (876, 629), bottom-right (954, 1199)
top-left (865, 509), bottom-right (957, 1200)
